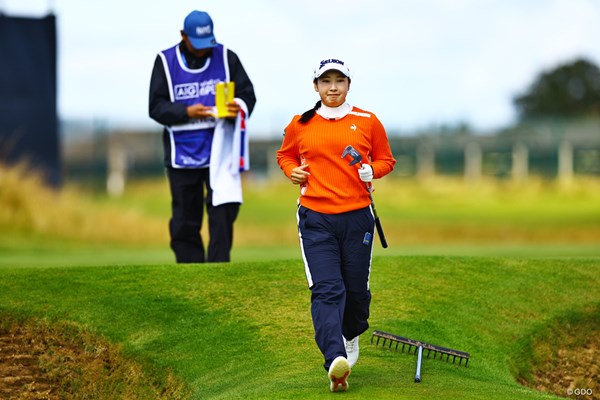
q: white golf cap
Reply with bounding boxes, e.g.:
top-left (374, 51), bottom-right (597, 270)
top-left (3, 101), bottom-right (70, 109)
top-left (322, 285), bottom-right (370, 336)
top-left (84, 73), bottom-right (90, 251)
top-left (313, 58), bottom-right (351, 79)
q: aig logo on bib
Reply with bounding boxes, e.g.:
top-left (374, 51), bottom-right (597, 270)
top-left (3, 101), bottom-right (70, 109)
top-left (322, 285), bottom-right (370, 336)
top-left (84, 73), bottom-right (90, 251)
top-left (175, 83), bottom-right (199, 100)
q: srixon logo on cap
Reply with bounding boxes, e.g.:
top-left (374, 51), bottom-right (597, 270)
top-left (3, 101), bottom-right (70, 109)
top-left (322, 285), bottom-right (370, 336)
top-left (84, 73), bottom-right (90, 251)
top-left (320, 59), bottom-right (344, 68)
top-left (196, 25), bottom-right (212, 36)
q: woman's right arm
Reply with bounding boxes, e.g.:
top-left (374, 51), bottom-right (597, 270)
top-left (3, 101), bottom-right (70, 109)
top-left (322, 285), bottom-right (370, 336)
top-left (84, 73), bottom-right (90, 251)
top-left (276, 121), bottom-right (303, 181)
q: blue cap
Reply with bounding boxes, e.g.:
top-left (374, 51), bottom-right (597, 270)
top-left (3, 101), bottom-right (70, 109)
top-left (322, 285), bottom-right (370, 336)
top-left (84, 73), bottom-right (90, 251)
top-left (183, 11), bottom-right (217, 50)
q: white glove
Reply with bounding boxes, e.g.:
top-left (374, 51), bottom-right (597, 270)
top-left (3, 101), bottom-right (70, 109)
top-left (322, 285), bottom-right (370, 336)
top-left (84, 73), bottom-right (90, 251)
top-left (358, 164), bottom-right (373, 182)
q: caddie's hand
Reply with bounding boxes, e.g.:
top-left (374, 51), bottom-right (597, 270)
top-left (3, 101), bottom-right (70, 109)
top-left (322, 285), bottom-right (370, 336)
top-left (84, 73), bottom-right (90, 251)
top-left (290, 164), bottom-right (310, 185)
top-left (358, 164), bottom-right (373, 182)
top-left (187, 103), bottom-right (214, 119)
top-left (225, 101), bottom-right (241, 118)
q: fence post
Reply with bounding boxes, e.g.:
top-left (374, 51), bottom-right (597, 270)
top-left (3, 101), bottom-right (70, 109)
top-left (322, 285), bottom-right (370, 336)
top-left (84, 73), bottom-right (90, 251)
top-left (107, 134), bottom-right (127, 197)
top-left (267, 144), bottom-right (281, 180)
top-left (558, 139), bottom-right (573, 183)
top-left (417, 142), bottom-right (435, 179)
top-left (464, 141), bottom-right (482, 182)
top-left (512, 141), bottom-right (528, 182)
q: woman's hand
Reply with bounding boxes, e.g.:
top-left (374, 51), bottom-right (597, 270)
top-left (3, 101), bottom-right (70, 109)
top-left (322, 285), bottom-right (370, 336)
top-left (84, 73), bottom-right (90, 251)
top-left (290, 164), bottom-right (310, 185)
top-left (358, 164), bottom-right (373, 182)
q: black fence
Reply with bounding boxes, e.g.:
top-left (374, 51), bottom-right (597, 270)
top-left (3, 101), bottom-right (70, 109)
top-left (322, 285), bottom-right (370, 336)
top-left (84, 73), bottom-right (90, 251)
top-left (60, 118), bottom-right (600, 194)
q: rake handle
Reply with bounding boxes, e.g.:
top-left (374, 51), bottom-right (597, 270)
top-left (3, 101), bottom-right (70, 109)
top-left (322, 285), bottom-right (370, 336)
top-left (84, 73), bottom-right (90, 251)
top-left (414, 345), bottom-right (423, 383)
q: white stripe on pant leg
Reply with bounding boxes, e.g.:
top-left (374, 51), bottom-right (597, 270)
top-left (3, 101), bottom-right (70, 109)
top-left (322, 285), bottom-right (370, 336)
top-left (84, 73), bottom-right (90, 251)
top-left (297, 206), bottom-right (313, 288)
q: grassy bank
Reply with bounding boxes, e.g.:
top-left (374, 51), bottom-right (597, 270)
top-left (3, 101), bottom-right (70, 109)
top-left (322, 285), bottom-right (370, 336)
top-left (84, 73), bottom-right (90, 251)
top-left (0, 256), bottom-right (598, 399)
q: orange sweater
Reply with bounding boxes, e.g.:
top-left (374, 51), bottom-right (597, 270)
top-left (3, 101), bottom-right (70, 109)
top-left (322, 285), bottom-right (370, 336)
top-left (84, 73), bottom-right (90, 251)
top-left (277, 106), bottom-right (396, 214)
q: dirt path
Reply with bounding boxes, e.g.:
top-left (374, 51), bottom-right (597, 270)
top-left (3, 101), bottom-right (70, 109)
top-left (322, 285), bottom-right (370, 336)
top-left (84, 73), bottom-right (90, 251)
top-left (0, 323), bottom-right (66, 399)
top-left (0, 318), bottom-right (186, 400)
top-left (524, 340), bottom-right (598, 398)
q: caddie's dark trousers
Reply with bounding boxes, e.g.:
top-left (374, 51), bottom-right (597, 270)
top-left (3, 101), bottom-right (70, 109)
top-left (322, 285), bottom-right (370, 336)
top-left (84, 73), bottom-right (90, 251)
top-left (297, 205), bottom-right (374, 370)
top-left (167, 167), bottom-right (240, 263)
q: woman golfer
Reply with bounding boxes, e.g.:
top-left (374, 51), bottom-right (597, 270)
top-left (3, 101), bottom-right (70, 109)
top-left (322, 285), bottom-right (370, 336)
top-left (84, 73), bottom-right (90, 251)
top-left (276, 58), bottom-right (396, 392)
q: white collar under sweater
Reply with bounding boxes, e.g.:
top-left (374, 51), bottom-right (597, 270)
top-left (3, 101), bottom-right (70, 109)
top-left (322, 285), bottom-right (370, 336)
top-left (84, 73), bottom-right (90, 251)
top-left (317, 102), bottom-right (352, 120)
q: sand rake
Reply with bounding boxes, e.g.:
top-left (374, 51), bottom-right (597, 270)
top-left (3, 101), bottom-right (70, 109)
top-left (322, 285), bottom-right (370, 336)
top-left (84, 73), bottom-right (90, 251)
top-left (371, 330), bottom-right (470, 383)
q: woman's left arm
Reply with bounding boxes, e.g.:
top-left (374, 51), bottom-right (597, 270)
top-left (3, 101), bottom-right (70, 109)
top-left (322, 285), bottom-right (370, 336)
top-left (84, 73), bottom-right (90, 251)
top-left (369, 115), bottom-right (396, 178)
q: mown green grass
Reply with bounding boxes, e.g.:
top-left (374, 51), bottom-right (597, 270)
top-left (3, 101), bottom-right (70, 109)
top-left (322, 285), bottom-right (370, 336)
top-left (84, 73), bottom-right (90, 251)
top-left (0, 256), bottom-right (598, 399)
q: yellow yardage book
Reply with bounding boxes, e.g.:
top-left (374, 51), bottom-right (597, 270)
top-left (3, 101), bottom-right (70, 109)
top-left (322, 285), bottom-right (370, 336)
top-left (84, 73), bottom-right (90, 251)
top-left (215, 81), bottom-right (235, 118)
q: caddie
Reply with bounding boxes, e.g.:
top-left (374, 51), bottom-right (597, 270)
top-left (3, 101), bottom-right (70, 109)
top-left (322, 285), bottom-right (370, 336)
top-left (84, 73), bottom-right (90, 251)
top-left (149, 10), bottom-right (256, 263)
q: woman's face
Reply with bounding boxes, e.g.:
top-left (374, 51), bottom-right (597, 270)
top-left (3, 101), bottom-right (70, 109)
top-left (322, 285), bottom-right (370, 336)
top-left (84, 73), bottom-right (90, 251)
top-left (314, 70), bottom-right (350, 108)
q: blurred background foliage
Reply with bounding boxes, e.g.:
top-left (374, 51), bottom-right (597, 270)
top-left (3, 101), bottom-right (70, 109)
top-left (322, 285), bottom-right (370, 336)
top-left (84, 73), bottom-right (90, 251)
top-left (513, 58), bottom-right (600, 120)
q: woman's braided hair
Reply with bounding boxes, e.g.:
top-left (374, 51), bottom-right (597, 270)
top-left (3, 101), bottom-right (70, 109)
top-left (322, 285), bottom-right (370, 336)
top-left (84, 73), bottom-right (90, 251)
top-left (299, 100), bottom-right (322, 124)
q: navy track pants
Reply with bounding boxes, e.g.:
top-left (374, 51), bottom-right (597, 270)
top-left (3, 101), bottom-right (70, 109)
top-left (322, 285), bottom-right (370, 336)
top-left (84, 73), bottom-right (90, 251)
top-left (297, 205), bottom-right (375, 370)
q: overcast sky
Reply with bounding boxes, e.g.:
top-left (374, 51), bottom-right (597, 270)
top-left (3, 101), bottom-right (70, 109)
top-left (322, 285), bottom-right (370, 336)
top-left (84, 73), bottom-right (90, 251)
top-left (3, 0), bottom-right (600, 137)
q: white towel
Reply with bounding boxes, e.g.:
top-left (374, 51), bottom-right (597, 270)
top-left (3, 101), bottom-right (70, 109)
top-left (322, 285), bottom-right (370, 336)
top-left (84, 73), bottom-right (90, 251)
top-left (209, 100), bottom-right (250, 206)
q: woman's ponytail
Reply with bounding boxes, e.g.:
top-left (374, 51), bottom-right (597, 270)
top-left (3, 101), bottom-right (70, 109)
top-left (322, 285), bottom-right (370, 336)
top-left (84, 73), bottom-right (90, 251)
top-left (299, 100), bottom-right (321, 124)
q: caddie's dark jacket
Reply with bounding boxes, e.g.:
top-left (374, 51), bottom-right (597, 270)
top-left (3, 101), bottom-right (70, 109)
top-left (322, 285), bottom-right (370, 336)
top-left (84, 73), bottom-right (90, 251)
top-left (148, 41), bottom-right (257, 166)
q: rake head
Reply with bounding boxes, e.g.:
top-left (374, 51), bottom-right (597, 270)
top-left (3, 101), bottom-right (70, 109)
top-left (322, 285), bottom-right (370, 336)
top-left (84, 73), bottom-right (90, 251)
top-left (371, 330), bottom-right (470, 366)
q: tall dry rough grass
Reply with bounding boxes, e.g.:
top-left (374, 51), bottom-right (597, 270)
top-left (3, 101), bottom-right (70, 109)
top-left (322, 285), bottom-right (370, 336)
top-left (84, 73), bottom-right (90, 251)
top-left (2, 160), bottom-right (599, 247)
top-left (0, 163), bottom-right (167, 245)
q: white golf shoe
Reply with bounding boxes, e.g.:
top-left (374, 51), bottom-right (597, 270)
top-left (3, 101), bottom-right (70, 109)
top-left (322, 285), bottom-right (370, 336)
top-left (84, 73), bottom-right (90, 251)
top-left (328, 356), bottom-right (350, 392)
top-left (344, 336), bottom-right (359, 368)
